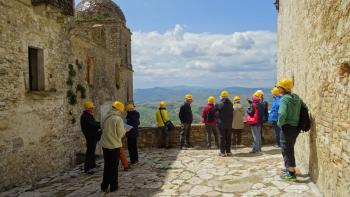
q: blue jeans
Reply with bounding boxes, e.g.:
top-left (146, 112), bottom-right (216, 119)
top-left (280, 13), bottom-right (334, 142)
top-left (272, 121), bottom-right (281, 147)
top-left (251, 125), bottom-right (262, 152)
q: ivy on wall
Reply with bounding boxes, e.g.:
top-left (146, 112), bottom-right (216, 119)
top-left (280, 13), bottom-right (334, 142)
top-left (66, 63), bottom-right (86, 124)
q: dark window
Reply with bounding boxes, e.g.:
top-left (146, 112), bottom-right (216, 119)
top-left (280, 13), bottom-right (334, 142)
top-left (28, 47), bottom-right (44, 91)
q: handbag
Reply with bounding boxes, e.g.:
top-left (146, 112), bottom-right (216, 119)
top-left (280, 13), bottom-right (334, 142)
top-left (159, 109), bottom-right (175, 131)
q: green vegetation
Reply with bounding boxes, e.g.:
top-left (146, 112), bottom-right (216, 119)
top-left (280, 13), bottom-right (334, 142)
top-left (135, 86), bottom-right (272, 127)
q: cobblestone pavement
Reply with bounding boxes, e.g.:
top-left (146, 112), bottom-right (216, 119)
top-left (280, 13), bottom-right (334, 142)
top-left (1, 146), bottom-right (322, 197)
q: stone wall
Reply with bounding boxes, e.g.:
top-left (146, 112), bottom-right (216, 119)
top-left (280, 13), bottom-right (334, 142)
top-left (132, 124), bottom-right (275, 148)
top-left (277, 1), bottom-right (350, 196)
top-left (0, 0), bottom-right (79, 190)
top-left (0, 0), bottom-right (133, 191)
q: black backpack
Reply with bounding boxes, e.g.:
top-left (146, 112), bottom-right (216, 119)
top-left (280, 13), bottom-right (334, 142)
top-left (298, 103), bottom-right (311, 132)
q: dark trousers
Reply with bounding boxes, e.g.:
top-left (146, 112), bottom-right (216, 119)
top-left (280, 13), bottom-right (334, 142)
top-left (272, 121), bottom-right (281, 147)
top-left (232, 129), bottom-right (242, 146)
top-left (180, 123), bottom-right (192, 147)
top-left (219, 128), bottom-right (232, 153)
top-left (101, 148), bottom-right (120, 192)
top-left (156, 126), bottom-right (169, 148)
top-left (127, 137), bottom-right (139, 163)
top-left (280, 125), bottom-right (300, 168)
top-left (205, 124), bottom-right (219, 147)
top-left (260, 124), bottom-right (265, 142)
top-left (84, 139), bottom-right (97, 172)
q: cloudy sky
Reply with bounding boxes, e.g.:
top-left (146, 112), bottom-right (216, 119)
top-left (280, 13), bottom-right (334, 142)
top-left (75, 0), bottom-right (278, 89)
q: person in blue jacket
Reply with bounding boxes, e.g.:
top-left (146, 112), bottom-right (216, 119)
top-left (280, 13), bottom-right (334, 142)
top-left (268, 87), bottom-right (282, 147)
top-left (126, 103), bottom-right (140, 164)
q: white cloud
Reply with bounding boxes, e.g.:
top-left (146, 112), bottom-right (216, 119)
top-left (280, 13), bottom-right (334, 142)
top-left (132, 24), bottom-right (277, 88)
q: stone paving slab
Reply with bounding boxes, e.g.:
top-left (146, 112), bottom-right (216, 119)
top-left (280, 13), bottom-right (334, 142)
top-left (0, 146), bottom-right (323, 197)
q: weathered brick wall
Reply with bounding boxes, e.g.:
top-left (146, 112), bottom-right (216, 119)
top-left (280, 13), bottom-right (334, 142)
top-left (277, 1), bottom-right (350, 196)
top-left (127, 124), bottom-right (275, 148)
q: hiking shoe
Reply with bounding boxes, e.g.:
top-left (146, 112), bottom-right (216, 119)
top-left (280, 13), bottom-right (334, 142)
top-left (280, 171), bottom-right (297, 181)
top-left (219, 153), bottom-right (226, 157)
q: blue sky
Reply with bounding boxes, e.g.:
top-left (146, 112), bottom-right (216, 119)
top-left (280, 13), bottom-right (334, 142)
top-left (75, 0), bottom-right (278, 89)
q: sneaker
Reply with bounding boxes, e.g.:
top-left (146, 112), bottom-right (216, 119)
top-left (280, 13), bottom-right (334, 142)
top-left (249, 150), bottom-right (258, 154)
top-left (219, 153), bottom-right (226, 157)
top-left (226, 152), bottom-right (233, 157)
top-left (280, 171), bottom-right (297, 181)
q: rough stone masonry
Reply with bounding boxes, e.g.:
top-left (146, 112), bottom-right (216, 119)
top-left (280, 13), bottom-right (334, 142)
top-left (277, 0), bottom-right (350, 196)
top-left (0, 0), bottom-right (133, 191)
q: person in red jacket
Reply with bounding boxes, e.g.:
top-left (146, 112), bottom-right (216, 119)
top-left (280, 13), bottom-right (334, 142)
top-left (202, 96), bottom-right (219, 149)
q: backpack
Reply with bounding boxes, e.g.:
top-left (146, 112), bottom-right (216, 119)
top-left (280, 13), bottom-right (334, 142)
top-left (245, 103), bottom-right (259, 125)
top-left (206, 107), bottom-right (215, 122)
top-left (298, 103), bottom-right (311, 132)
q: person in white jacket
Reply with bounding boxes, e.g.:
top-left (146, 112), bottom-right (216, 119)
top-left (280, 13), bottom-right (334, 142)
top-left (232, 96), bottom-right (245, 148)
top-left (100, 101), bottom-right (130, 193)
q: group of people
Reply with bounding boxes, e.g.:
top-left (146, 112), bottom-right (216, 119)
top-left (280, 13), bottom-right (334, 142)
top-left (155, 77), bottom-right (307, 181)
top-left (79, 77), bottom-right (306, 193)
top-left (80, 101), bottom-right (140, 192)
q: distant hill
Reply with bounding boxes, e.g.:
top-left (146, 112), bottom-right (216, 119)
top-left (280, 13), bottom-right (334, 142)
top-left (134, 86), bottom-right (272, 127)
top-left (134, 86), bottom-right (271, 103)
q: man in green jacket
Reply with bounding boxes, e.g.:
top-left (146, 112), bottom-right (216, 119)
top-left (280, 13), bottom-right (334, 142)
top-left (277, 78), bottom-right (305, 181)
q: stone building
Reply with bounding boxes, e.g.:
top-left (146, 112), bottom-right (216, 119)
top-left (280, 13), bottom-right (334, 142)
top-left (276, 0), bottom-right (350, 196)
top-left (0, 0), bottom-right (133, 190)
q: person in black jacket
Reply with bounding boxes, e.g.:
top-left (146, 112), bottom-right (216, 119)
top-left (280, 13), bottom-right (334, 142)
top-left (126, 103), bottom-right (140, 164)
top-left (217, 91), bottom-right (234, 157)
top-left (179, 94), bottom-right (193, 149)
top-left (256, 90), bottom-right (269, 143)
top-left (80, 101), bottom-right (101, 174)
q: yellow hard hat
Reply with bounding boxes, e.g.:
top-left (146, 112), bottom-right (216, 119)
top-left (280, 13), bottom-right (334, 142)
top-left (254, 91), bottom-right (263, 98)
top-left (271, 87), bottom-right (279, 96)
top-left (185, 94), bottom-right (193, 101)
top-left (84, 101), bottom-right (95, 110)
top-left (257, 90), bottom-right (264, 95)
top-left (277, 78), bottom-right (293, 92)
top-left (159, 101), bottom-right (167, 108)
top-left (220, 90), bottom-right (229, 98)
top-left (208, 96), bottom-right (215, 104)
top-left (233, 96), bottom-right (241, 101)
top-left (126, 103), bottom-right (135, 111)
top-left (112, 101), bottom-right (125, 112)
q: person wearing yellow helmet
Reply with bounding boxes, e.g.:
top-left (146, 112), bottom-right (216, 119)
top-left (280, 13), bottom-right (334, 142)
top-left (255, 90), bottom-right (269, 144)
top-left (156, 101), bottom-right (171, 148)
top-left (100, 101), bottom-right (130, 192)
top-left (217, 91), bottom-right (234, 157)
top-left (232, 96), bottom-right (244, 148)
top-left (268, 88), bottom-right (282, 148)
top-left (126, 102), bottom-right (141, 164)
top-left (179, 94), bottom-right (194, 149)
top-left (201, 96), bottom-right (219, 149)
top-left (276, 78), bottom-right (307, 181)
top-left (80, 101), bottom-right (101, 175)
top-left (246, 94), bottom-right (265, 153)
